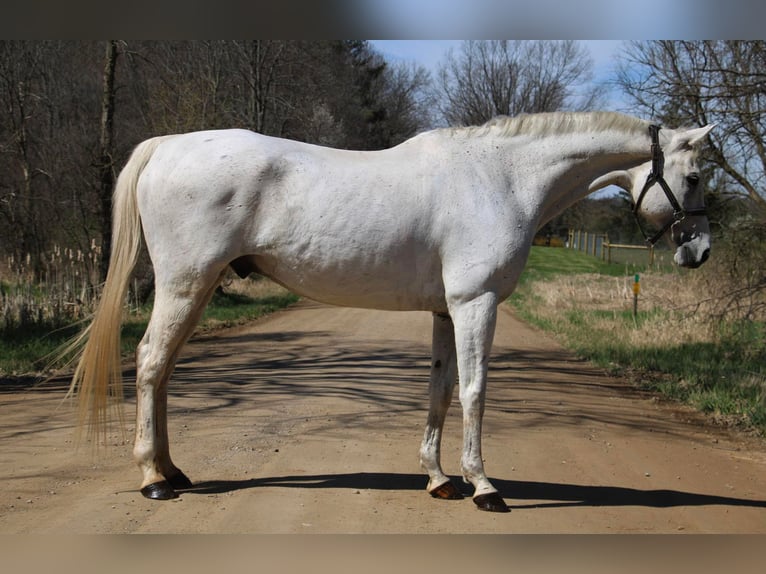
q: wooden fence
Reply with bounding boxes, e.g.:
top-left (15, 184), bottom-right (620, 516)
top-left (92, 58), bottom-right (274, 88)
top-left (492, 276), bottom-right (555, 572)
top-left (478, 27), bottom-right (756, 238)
top-left (567, 229), bottom-right (654, 265)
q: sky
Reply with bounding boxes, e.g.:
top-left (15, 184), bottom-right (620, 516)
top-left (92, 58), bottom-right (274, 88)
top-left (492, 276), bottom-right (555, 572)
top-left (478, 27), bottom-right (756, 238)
top-left (370, 40), bottom-right (622, 79)
top-left (369, 40), bottom-right (627, 110)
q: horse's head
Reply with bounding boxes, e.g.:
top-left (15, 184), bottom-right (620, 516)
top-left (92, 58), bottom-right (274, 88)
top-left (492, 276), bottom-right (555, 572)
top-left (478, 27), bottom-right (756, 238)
top-left (591, 124), bottom-right (715, 268)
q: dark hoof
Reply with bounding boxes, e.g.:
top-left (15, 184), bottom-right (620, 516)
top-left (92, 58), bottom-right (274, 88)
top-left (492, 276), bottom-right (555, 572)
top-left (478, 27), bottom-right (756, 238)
top-left (167, 471), bottom-right (193, 490)
top-left (429, 481), bottom-right (464, 500)
top-left (473, 492), bottom-right (510, 513)
top-left (140, 481), bottom-right (178, 500)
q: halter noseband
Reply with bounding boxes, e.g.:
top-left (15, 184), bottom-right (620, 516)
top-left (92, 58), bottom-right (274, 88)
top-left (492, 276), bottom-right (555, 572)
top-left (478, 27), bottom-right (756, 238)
top-left (632, 124), bottom-right (706, 245)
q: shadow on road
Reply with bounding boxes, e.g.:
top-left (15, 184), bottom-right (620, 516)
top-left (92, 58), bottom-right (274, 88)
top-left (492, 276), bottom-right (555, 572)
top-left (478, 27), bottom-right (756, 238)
top-left (180, 472), bottom-right (766, 510)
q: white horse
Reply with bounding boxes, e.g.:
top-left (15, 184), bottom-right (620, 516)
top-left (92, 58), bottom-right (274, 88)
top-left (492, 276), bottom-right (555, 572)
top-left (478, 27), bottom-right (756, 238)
top-left (68, 112), bottom-right (713, 512)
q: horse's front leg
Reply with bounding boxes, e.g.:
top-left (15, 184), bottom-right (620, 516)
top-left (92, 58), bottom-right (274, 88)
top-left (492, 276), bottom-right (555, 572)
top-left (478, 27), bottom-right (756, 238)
top-left (450, 292), bottom-right (509, 512)
top-left (420, 312), bottom-right (463, 500)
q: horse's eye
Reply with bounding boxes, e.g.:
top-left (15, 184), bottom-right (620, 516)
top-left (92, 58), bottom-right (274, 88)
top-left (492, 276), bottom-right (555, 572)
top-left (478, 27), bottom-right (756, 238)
top-left (686, 173), bottom-right (700, 186)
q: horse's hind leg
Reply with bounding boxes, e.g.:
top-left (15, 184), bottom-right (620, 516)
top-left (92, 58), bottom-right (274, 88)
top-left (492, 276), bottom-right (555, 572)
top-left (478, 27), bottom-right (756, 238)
top-left (133, 268), bottom-right (225, 500)
top-left (420, 312), bottom-right (463, 500)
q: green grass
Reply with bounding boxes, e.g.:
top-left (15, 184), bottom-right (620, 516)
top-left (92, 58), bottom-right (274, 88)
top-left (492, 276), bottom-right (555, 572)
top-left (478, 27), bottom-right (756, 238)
top-left (0, 286), bottom-right (299, 376)
top-left (606, 327), bottom-right (765, 429)
top-left (0, 321), bottom-right (82, 375)
top-left (518, 245), bottom-right (645, 285)
top-left (509, 246), bottom-right (766, 434)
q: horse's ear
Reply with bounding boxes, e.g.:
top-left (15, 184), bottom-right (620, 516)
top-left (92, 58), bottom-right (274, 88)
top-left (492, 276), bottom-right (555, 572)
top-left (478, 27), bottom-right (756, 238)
top-left (589, 170), bottom-right (633, 193)
top-left (672, 124), bottom-right (715, 150)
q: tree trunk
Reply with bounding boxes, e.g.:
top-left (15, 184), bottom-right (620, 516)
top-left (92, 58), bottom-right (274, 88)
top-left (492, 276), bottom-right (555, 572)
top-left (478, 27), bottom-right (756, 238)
top-left (98, 40), bottom-right (118, 283)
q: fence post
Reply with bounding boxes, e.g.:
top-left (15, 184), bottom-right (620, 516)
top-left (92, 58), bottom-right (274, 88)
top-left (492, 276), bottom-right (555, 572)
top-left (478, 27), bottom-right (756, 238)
top-left (569, 229), bottom-right (660, 266)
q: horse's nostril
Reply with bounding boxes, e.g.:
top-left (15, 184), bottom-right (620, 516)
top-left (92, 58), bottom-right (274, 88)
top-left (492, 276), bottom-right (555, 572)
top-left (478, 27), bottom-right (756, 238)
top-left (700, 248), bottom-right (710, 264)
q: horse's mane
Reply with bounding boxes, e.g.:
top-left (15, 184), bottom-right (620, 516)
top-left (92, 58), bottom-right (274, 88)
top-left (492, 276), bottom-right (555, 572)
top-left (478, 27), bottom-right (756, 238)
top-left (443, 111), bottom-right (650, 139)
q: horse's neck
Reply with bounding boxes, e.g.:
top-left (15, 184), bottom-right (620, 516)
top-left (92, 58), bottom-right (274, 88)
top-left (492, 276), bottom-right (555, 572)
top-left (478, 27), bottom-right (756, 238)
top-left (498, 130), bottom-right (652, 225)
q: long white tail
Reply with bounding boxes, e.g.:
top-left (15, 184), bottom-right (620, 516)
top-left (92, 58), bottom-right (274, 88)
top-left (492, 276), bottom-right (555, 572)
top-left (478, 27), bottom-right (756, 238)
top-left (66, 136), bottom-right (171, 443)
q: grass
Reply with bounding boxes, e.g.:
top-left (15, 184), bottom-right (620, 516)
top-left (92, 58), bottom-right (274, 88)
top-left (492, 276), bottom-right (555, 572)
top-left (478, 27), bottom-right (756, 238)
top-left (509, 246), bottom-right (766, 434)
top-left (0, 276), bottom-right (299, 376)
top-left (0, 321), bottom-right (82, 376)
top-left (519, 244), bottom-right (644, 284)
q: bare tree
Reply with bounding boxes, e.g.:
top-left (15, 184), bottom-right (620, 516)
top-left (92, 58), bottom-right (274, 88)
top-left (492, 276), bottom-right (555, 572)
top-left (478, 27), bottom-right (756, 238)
top-left (615, 40), bottom-right (766, 210)
top-left (129, 41), bottom-right (238, 134)
top-left (0, 41), bottom-right (46, 270)
top-left (97, 40), bottom-right (118, 280)
top-left (230, 40), bottom-right (292, 134)
top-left (435, 40), bottom-right (600, 126)
top-left (375, 60), bottom-right (434, 144)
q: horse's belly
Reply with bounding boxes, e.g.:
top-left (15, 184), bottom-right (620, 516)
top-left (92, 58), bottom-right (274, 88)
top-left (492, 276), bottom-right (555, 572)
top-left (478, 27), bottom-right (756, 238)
top-left (250, 253), bottom-right (447, 312)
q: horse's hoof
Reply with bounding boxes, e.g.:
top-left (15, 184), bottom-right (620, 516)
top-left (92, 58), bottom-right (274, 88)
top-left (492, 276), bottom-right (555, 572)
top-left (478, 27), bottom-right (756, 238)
top-left (167, 471), bottom-right (193, 490)
top-left (473, 492), bottom-right (510, 513)
top-left (429, 481), bottom-right (464, 500)
top-left (140, 481), bottom-right (178, 500)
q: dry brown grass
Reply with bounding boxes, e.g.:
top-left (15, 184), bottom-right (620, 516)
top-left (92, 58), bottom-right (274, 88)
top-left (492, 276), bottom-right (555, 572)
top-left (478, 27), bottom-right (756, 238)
top-left (528, 252), bottom-right (766, 349)
top-left (528, 271), bottom-right (714, 348)
top-left (220, 273), bottom-right (293, 300)
top-left (2, 243), bottom-right (103, 331)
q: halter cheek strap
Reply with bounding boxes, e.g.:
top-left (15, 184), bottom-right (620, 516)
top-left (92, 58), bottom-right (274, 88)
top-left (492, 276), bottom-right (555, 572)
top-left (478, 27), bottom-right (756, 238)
top-left (632, 124), bottom-right (707, 245)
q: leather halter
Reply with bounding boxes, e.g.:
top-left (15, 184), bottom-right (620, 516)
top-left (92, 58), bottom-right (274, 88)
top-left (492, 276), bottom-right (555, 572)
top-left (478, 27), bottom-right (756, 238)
top-left (633, 125), bottom-right (707, 245)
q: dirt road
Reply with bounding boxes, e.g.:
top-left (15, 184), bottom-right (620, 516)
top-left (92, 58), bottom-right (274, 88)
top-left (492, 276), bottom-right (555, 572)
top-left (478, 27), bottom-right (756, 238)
top-left (1, 300), bottom-right (765, 533)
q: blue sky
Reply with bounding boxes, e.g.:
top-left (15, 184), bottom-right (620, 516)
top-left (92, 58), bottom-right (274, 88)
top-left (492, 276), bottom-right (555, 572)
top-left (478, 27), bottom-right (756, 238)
top-left (370, 40), bottom-right (622, 78)
top-left (369, 40), bottom-right (627, 110)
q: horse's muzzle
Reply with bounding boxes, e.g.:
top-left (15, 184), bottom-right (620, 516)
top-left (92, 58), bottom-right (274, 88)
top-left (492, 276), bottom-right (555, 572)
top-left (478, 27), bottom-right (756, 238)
top-left (674, 235), bottom-right (711, 268)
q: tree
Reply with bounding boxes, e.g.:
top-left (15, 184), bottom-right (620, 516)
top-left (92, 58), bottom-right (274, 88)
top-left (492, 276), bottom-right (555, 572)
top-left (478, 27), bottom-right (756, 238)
top-left (435, 40), bottom-right (601, 126)
top-left (97, 40), bottom-right (118, 280)
top-left (318, 40), bottom-right (432, 149)
top-left (375, 60), bottom-right (434, 145)
top-left (615, 41), bottom-right (766, 212)
top-left (0, 41), bottom-right (103, 278)
top-left (0, 41), bottom-right (48, 271)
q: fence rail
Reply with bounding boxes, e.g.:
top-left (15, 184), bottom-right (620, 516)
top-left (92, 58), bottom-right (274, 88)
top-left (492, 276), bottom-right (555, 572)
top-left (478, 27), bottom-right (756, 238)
top-left (567, 229), bottom-right (654, 265)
